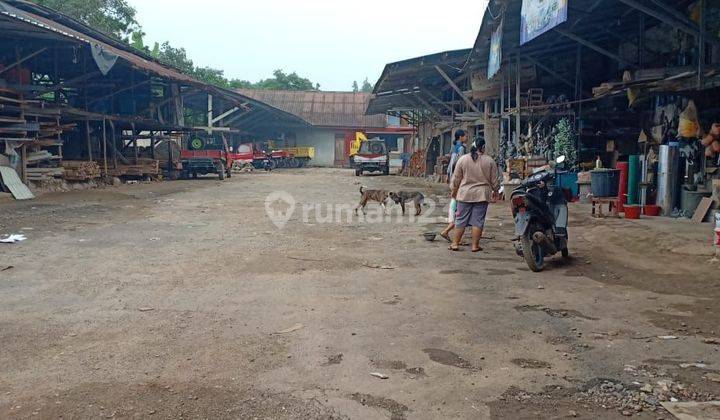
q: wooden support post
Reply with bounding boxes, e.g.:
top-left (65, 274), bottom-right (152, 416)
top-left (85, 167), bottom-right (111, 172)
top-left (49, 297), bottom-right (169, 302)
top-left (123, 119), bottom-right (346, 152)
top-left (150, 131), bottom-right (156, 160)
top-left (515, 54), bottom-right (521, 146)
top-left (102, 119), bottom-right (108, 177)
top-left (699, 0), bottom-right (706, 89)
top-left (207, 94), bottom-right (213, 133)
top-left (132, 123), bottom-right (138, 160)
top-left (500, 72), bottom-right (505, 146)
top-left (638, 14), bottom-right (646, 68)
top-left (21, 145), bottom-right (27, 184)
top-left (575, 45), bottom-right (583, 156)
top-left (85, 120), bottom-right (92, 162)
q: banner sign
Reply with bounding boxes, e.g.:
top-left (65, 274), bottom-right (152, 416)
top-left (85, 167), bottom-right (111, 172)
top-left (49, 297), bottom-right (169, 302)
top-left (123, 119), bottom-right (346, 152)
top-left (488, 21), bottom-right (504, 79)
top-left (520, 0), bottom-right (568, 45)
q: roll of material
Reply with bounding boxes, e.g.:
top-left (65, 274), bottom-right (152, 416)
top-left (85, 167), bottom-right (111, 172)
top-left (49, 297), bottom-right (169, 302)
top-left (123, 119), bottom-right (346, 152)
top-left (616, 162), bottom-right (629, 210)
top-left (657, 145), bottom-right (680, 216)
top-left (627, 155), bottom-right (641, 206)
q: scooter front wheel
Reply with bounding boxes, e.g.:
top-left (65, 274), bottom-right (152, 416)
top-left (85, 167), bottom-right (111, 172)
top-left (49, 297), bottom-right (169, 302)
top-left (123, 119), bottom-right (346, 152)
top-left (521, 234), bottom-right (545, 272)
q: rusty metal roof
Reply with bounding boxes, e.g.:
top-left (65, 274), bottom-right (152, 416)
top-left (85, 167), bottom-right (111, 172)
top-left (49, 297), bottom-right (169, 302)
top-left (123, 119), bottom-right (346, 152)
top-left (237, 90), bottom-right (388, 129)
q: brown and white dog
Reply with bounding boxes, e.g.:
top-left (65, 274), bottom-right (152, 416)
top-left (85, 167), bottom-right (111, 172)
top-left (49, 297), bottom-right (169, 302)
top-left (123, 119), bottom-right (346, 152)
top-left (355, 186), bottom-right (390, 215)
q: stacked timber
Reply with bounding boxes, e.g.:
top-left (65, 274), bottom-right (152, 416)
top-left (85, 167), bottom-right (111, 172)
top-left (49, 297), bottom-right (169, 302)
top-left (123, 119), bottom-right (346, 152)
top-left (26, 167), bottom-right (64, 182)
top-left (0, 88), bottom-right (72, 146)
top-left (406, 149), bottom-right (427, 178)
top-left (104, 158), bottom-right (160, 177)
top-left (62, 160), bottom-right (101, 181)
top-left (25, 150), bottom-right (63, 182)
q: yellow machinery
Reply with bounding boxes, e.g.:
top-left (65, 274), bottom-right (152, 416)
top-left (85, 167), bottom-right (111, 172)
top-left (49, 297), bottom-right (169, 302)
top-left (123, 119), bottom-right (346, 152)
top-left (350, 132), bottom-right (367, 157)
top-left (285, 147), bottom-right (315, 159)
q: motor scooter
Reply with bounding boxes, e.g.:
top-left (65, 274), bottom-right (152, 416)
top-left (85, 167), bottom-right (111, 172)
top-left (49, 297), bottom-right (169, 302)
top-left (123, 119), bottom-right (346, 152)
top-left (510, 156), bottom-right (570, 272)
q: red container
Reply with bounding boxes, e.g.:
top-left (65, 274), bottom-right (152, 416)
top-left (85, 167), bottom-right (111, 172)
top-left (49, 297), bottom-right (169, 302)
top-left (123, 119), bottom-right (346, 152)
top-left (625, 205), bottom-right (641, 219)
top-left (616, 162), bottom-right (629, 211)
top-left (643, 205), bottom-right (661, 216)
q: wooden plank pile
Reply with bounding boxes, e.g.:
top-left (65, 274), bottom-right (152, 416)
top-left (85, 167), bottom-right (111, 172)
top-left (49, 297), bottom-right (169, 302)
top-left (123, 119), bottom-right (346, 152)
top-left (26, 167), bottom-right (64, 182)
top-left (0, 88), bottom-right (73, 146)
top-left (25, 150), bottom-right (64, 182)
top-left (104, 158), bottom-right (160, 177)
top-left (405, 149), bottom-right (427, 177)
top-left (62, 160), bottom-right (101, 181)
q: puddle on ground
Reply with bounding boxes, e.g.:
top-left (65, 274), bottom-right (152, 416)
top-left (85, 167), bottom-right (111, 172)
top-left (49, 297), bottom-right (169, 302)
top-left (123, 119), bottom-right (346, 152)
top-left (372, 360), bottom-right (407, 370)
top-left (423, 348), bottom-right (477, 370)
top-left (439, 269), bottom-right (480, 275)
top-left (350, 393), bottom-right (409, 420)
top-left (515, 305), bottom-right (598, 321)
top-left (485, 269), bottom-right (516, 276)
top-left (322, 354), bottom-right (343, 366)
top-left (404, 367), bottom-right (427, 377)
top-left (512, 358), bottom-right (552, 369)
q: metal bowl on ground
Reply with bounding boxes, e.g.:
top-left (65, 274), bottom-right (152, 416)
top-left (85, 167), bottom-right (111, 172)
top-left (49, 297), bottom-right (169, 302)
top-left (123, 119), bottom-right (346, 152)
top-left (424, 232), bottom-right (437, 242)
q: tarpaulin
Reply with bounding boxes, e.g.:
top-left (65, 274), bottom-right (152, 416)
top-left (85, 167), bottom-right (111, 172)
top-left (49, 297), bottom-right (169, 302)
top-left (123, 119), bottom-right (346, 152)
top-left (91, 43), bottom-right (118, 75)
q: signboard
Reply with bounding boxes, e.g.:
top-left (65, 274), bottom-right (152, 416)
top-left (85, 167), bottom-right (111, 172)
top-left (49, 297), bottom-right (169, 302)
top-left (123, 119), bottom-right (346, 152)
top-left (520, 0), bottom-right (568, 45)
top-left (488, 21), bottom-right (503, 79)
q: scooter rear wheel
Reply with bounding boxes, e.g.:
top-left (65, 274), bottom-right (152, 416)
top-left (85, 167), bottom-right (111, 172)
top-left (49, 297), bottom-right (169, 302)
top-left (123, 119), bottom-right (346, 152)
top-left (522, 234), bottom-right (545, 272)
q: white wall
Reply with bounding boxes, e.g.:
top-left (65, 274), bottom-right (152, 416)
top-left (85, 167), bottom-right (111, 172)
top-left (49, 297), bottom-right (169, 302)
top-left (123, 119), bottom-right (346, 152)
top-left (295, 128), bottom-right (336, 167)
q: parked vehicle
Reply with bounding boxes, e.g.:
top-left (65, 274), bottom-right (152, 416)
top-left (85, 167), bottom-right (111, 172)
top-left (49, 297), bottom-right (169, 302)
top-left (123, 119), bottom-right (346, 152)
top-left (284, 147), bottom-right (315, 167)
top-left (180, 135), bottom-right (233, 180)
top-left (354, 138), bottom-right (389, 176)
top-left (510, 156), bottom-right (570, 272)
top-left (236, 143), bottom-right (315, 170)
top-left (236, 143), bottom-right (272, 170)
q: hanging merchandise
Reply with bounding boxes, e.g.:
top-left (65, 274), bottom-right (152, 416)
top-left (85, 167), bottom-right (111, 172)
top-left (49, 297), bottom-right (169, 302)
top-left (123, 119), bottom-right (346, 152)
top-left (678, 101), bottom-right (701, 138)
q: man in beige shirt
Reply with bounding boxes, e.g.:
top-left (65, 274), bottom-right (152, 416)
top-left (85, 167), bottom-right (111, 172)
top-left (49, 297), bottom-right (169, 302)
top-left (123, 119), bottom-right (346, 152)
top-left (450, 137), bottom-right (501, 252)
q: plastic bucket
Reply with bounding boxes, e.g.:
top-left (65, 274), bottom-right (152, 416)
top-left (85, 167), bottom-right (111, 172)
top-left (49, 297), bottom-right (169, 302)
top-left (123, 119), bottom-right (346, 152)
top-left (591, 169), bottom-right (621, 198)
top-left (625, 205), bottom-right (641, 219)
top-left (643, 205), bottom-right (661, 216)
top-left (556, 171), bottom-right (579, 199)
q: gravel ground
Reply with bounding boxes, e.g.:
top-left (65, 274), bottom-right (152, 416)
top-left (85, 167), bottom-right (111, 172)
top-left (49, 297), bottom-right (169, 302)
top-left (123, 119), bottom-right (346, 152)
top-left (1, 168), bottom-right (719, 419)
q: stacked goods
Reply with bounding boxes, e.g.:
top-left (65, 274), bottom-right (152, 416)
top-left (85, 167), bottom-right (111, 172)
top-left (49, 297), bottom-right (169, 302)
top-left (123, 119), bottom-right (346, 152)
top-left (506, 159), bottom-right (526, 177)
top-left (25, 150), bottom-right (63, 182)
top-left (26, 167), bottom-right (64, 182)
top-left (405, 149), bottom-right (427, 177)
top-left (62, 161), bottom-right (101, 181)
top-left (702, 123), bottom-right (720, 158)
top-left (526, 156), bottom-right (549, 177)
top-left (104, 158), bottom-right (160, 177)
top-left (0, 88), bottom-right (73, 146)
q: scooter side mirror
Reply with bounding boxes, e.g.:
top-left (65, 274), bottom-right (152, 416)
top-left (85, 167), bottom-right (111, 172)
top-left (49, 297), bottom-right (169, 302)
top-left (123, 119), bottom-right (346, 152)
top-left (556, 155), bottom-right (567, 165)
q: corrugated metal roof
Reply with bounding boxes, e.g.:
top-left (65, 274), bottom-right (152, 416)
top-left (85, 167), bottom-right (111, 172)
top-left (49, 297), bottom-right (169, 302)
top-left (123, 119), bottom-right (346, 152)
top-left (0, 0), bottom-right (309, 130)
top-left (0, 166), bottom-right (34, 200)
top-left (237, 90), bottom-right (388, 129)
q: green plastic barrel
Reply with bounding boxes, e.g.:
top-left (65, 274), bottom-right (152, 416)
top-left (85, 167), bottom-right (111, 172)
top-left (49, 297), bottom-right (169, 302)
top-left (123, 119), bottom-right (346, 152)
top-left (627, 155), bottom-right (640, 205)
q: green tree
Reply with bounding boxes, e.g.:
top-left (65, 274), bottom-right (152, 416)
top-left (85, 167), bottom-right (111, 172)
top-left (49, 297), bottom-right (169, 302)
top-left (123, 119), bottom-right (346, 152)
top-left (228, 79), bottom-right (254, 89)
top-left (156, 42), bottom-right (195, 75)
top-left (361, 78), bottom-right (373, 93)
top-left (352, 81), bottom-right (359, 93)
top-left (34, 0), bottom-right (139, 40)
top-left (553, 118), bottom-right (578, 170)
top-left (255, 70), bottom-right (317, 91)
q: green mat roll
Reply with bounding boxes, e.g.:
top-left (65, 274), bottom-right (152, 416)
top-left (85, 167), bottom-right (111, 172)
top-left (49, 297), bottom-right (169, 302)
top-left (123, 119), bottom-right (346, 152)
top-left (627, 155), bottom-right (640, 205)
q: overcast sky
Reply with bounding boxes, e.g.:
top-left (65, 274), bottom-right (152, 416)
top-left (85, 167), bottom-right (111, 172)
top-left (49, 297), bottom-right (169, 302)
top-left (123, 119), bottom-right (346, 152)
top-left (129, 0), bottom-right (488, 91)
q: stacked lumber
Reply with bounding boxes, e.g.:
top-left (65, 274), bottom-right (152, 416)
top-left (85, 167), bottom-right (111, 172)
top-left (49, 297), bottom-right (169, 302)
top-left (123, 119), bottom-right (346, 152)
top-left (62, 160), bottom-right (101, 181)
top-left (405, 149), bottom-right (427, 178)
top-left (104, 158), bottom-right (160, 177)
top-left (26, 167), bottom-right (64, 182)
top-left (0, 88), bottom-right (74, 150)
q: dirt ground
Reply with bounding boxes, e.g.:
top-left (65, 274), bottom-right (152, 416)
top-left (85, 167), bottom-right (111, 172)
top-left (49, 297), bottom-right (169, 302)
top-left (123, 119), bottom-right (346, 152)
top-left (1, 168), bottom-right (719, 420)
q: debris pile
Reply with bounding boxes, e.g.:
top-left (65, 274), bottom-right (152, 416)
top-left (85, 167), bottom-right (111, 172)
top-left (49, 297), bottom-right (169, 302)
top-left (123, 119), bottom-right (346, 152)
top-left (576, 378), bottom-right (717, 416)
